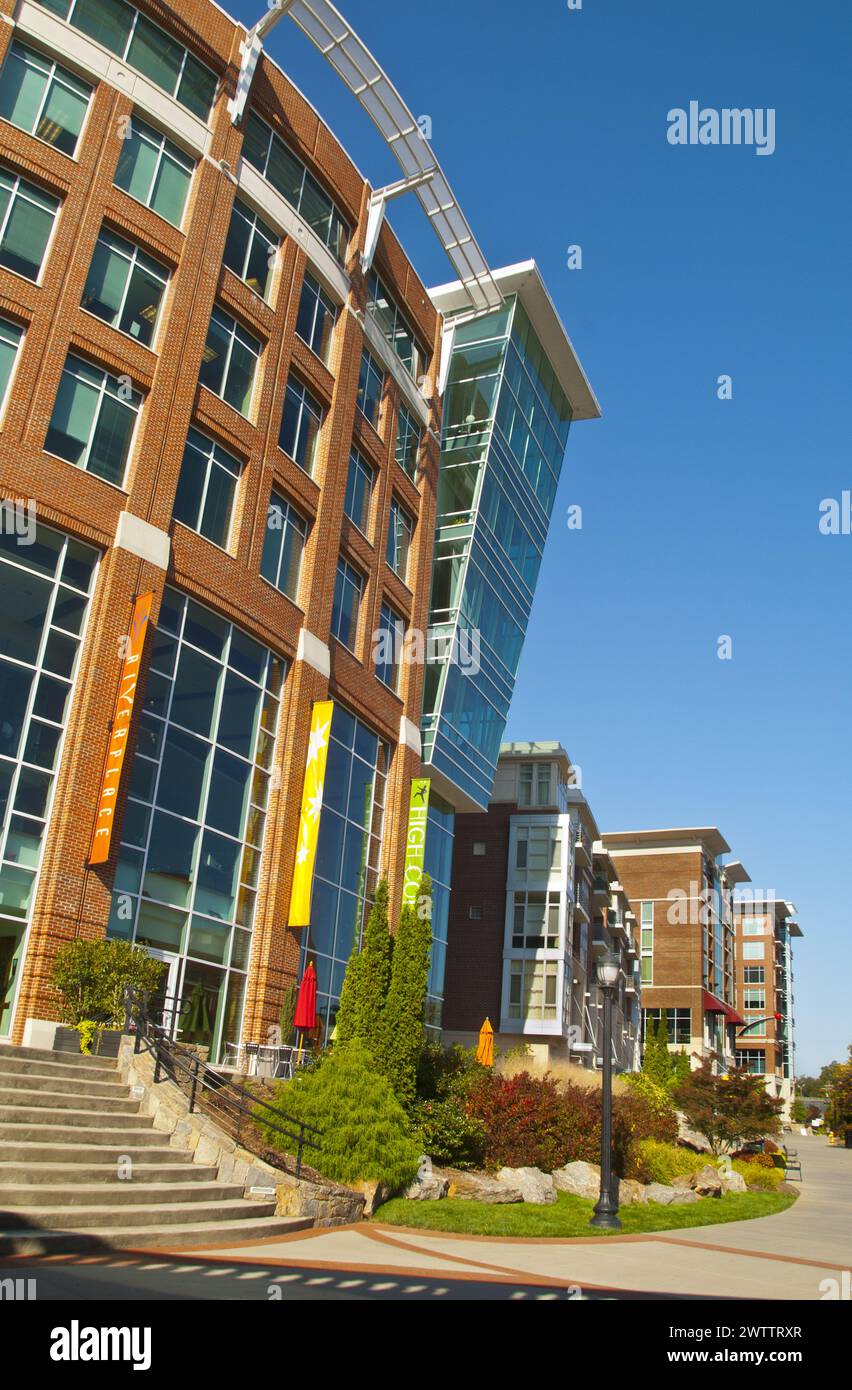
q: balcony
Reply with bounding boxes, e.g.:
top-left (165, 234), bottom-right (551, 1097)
top-left (592, 877), bottom-right (610, 900)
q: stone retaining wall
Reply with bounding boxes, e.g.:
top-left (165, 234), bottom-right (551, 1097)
top-left (117, 1037), bottom-right (364, 1227)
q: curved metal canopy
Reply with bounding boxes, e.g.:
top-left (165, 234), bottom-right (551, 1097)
top-left (230, 0), bottom-right (503, 314)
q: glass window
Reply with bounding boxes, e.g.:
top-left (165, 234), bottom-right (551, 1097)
top-left (356, 349), bottom-right (383, 429)
top-left (172, 428), bottom-right (241, 548)
top-left (299, 704), bottom-right (390, 1036)
top-left (743, 988), bottom-right (766, 1011)
top-left (514, 823), bottom-right (561, 875)
top-left (395, 401), bottom-right (421, 479)
top-left (222, 198), bottom-right (278, 301)
top-left (331, 557), bottom-right (363, 651)
top-left (278, 376), bottom-right (323, 475)
top-left (81, 227), bottom-right (168, 345)
top-left (367, 269), bottom-right (423, 377)
top-left (260, 489), bottom-right (307, 602)
top-left (742, 941), bottom-right (764, 960)
top-left (199, 306), bottom-right (260, 417)
top-left (507, 959), bottom-right (558, 1022)
top-left (0, 41), bottom-right (91, 156)
top-left (735, 1049), bottom-right (765, 1074)
top-left (38, 0), bottom-right (217, 119)
top-left (743, 965), bottom-right (764, 984)
top-left (107, 586), bottom-right (286, 1061)
top-left (0, 167), bottom-right (59, 281)
top-left (511, 887), bottom-right (561, 949)
top-left (45, 354), bottom-right (142, 486)
top-left (0, 315), bottom-right (23, 409)
top-left (0, 521), bottom-right (97, 1035)
top-left (343, 448), bottom-right (374, 535)
top-left (241, 112), bottom-right (348, 262)
top-left (295, 271), bottom-right (336, 363)
top-left (385, 497), bottom-right (413, 581)
top-left (374, 602), bottom-right (404, 692)
top-left (113, 116), bottom-right (194, 226)
top-left (740, 916), bottom-right (765, 935)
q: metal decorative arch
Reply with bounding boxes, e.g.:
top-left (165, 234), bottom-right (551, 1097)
top-left (228, 0), bottom-right (503, 314)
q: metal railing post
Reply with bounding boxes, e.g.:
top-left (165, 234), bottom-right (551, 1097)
top-left (189, 1054), bottom-right (199, 1113)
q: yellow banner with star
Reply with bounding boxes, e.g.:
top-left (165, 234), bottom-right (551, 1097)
top-left (288, 700), bottom-right (334, 927)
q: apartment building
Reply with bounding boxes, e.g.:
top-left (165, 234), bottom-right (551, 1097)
top-left (442, 743), bottom-right (640, 1071)
top-left (733, 897), bottom-right (802, 1113)
top-left (0, 0), bottom-right (598, 1056)
top-left (602, 828), bottom-right (748, 1072)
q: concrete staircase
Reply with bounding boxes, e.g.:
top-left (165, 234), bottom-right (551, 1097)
top-left (0, 1045), bottom-right (312, 1254)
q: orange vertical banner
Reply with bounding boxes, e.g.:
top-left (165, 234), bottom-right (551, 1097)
top-left (88, 591), bottom-right (154, 866)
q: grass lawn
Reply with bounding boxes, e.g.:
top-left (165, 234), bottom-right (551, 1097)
top-left (374, 1189), bottom-right (797, 1238)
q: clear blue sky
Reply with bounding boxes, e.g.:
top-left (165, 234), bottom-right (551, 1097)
top-left (236, 0), bottom-right (851, 1075)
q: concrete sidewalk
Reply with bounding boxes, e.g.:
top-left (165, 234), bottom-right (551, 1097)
top-left (170, 1133), bottom-right (850, 1300)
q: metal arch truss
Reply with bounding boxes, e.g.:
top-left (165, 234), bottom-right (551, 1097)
top-left (228, 0), bottom-right (503, 315)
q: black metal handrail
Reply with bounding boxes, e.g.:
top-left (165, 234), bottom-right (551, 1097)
top-left (123, 987), bottom-right (321, 1179)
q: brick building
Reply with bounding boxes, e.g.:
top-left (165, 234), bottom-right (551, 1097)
top-left (733, 896), bottom-right (802, 1114)
top-left (443, 743), bottom-right (640, 1071)
top-left (602, 827), bottom-right (749, 1072)
top-left (0, 0), bottom-right (598, 1057)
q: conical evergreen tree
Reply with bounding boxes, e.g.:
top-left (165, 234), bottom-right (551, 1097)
top-left (334, 880), bottom-right (391, 1052)
top-left (642, 1013), bottom-right (675, 1089)
top-left (378, 874), bottom-right (433, 1112)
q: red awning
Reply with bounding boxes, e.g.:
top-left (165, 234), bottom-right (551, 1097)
top-left (702, 989), bottom-right (744, 1027)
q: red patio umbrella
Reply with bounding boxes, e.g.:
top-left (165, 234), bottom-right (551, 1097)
top-left (294, 962), bottom-right (317, 1063)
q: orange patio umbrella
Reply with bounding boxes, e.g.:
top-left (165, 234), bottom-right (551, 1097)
top-left (476, 1017), bottom-right (494, 1067)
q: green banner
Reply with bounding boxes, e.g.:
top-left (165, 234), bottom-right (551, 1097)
top-left (402, 778), bottom-right (431, 906)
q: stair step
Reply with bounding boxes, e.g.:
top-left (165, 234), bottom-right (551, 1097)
top-left (0, 1070), bottom-right (131, 1099)
top-left (0, 1198), bottom-right (278, 1229)
top-left (0, 1216), bottom-right (311, 1255)
top-left (0, 1044), bottom-right (121, 1071)
top-left (0, 1162), bottom-right (215, 1184)
top-left (0, 1052), bottom-right (119, 1083)
top-left (0, 1122), bottom-right (173, 1145)
top-left (0, 1141), bottom-right (196, 1164)
top-left (0, 1088), bottom-right (140, 1114)
top-left (0, 1182), bottom-right (246, 1207)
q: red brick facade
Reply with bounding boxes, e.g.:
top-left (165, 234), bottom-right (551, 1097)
top-left (0, 0), bottom-right (443, 1043)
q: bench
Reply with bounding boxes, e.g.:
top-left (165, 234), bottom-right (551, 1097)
top-left (782, 1145), bottom-right (802, 1180)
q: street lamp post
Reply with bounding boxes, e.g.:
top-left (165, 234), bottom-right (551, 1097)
top-left (590, 953), bottom-right (622, 1230)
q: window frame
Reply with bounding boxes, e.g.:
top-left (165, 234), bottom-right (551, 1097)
top-left (374, 600), bottom-right (405, 692)
top-left (278, 375), bottom-right (324, 477)
top-left (0, 166), bottom-right (60, 284)
top-left (385, 495), bottom-right (413, 583)
top-left (80, 225), bottom-right (169, 346)
top-left (200, 305), bottom-right (262, 418)
top-left (343, 447), bottom-right (375, 536)
top-left (395, 401), bottom-right (422, 480)
top-left (113, 115), bottom-right (195, 228)
top-left (222, 196), bottom-right (279, 303)
top-left (260, 488), bottom-right (308, 603)
top-left (330, 556), bottom-right (364, 652)
top-left (0, 40), bottom-right (92, 158)
top-left (44, 352), bottom-right (142, 487)
top-left (295, 270), bottom-right (337, 365)
top-left (356, 347), bottom-right (384, 430)
top-left (172, 427), bottom-right (242, 551)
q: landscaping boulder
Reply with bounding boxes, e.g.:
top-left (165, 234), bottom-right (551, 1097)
top-left (552, 1160), bottom-right (601, 1200)
top-left (435, 1168), bottom-right (523, 1203)
top-left (403, 1156), bottom-right (449, 1202)
top-left (496, 1167), bottom-right (556, 1205)
top-left (719, 1168), bottom-right (748, 1195)
top-left (350, 1178), bottom-right (395, 1216)
top-left (618, 1178), bottom-right (648, 1206)
top-left (645, 1183), bottom-right (699, 1206)
top-left (690, 1164), bottom-right (724, 1198)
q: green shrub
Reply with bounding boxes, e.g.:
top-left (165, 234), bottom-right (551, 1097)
top-left (257, 1039), bottom-right (420, 1191)
top-left (414, 1096), bottom-right (486, 1169)
top-left (731, 1159), bottom-right (785, 1191)
top-left (416, 1041), bottom-right (485, 1102)
top-left (52, 938), bottom-right (165, 1027)
top-left (630, 1138), bottom-right (704, 1185)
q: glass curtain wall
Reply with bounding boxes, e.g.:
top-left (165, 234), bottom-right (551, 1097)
top-left (298, 705), bottom-right (389, 1037)
top-left (0, 521), bottom-right (99, 1035)
top-left (422, 297), bottom-right (573, 808)
top-left (106, 587), bottom-right (286, 1061)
